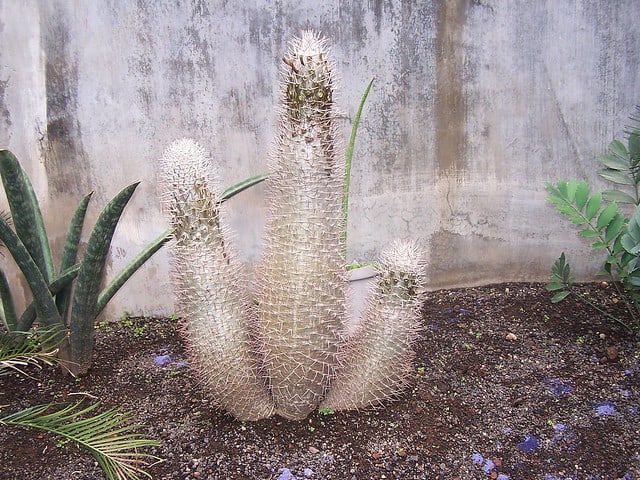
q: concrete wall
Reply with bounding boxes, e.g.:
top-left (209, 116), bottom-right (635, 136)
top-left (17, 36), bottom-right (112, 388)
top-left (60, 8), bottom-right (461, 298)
top-left (0, 0), bottom-right (639, 318)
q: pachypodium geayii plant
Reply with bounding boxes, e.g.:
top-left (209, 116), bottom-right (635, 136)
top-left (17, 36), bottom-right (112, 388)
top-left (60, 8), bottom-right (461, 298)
top-left (159, 31), bottom-right (426, 421)
top-left (546, 107), bottom-right (640, 336)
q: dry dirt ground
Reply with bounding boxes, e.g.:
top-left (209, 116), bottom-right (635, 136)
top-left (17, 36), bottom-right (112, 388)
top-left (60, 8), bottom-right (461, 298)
top-left (1, 282), bottom-right (639, 480)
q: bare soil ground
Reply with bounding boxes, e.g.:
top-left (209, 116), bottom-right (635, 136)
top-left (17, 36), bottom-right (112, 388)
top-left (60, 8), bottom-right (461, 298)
top-left (1, 282), bottom-right (639, 480)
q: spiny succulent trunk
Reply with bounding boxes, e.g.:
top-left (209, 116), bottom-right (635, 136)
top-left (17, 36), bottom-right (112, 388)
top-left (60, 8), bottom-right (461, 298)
top-left (256, 31), bottom-right (347, 420)
top-left (321, 241), bottom-right (425, 411)
top-left (160, 139), bottom-right (274, 421)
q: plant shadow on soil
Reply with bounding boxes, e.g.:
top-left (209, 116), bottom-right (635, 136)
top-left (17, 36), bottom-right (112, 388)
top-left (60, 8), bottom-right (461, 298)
top-left (1, 282), bottom-right (639, 480)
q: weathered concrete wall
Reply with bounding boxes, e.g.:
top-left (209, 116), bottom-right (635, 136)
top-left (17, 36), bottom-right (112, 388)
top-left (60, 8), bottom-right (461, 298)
top-left (0, 0), bottom-right (639, 318)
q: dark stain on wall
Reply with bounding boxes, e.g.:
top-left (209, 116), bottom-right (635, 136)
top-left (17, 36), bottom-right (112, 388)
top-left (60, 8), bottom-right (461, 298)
top-left (40, 3), bottom-right (91, 194)
top-left (0, 77), bottom-right (11, 130)
top-left (435, 0), bottom-right (469, 176)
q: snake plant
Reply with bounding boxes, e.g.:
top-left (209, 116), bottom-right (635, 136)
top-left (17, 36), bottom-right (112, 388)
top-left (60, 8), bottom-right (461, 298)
top-left (0, 150), bottom-right (169, 375)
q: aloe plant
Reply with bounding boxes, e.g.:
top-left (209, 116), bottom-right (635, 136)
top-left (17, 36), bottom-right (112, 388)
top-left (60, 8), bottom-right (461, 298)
top-left (160, 31), bottom-right (426, 421)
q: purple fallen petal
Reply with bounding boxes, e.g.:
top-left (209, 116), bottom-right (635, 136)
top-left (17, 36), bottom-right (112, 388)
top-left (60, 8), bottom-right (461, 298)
top-left (518, 435), bottom-right (540, 452)
top-left (554, 423), bottom-right (567, 433)
top-left (483, 459), bottom-right (495, 473)
top-left (544, 378), bottom-right (573, 397)
top-left (278, 468), bottom-right (296, 480)
top-left (154, 354), bottom-right (172, 366)
top-left (497, 475), bottom-right (510, 480)
top-left (472, 452), bottom-right (484, 465)
top-left (595, 401), bottom-right (616, 417)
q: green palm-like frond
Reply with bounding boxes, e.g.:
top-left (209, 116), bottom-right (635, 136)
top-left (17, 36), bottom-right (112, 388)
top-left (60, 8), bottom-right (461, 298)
top-left (0, 402), bottom-right (161, 480)
top-left (0, 328), bottom-right (64, 377)
top-left (0, 339), bottom-right (58, 377)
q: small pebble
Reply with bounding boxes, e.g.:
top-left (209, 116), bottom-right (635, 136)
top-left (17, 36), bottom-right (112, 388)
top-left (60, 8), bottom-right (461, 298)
top-left (505, 332), bottom-right (517, 341)
top-left (308, 446), bottom-right (319, 454)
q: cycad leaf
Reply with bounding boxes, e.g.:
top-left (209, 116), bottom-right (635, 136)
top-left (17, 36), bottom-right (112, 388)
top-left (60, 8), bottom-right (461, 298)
top-left (545, 282), bottom-right (566, 291)
top-left (621, 234), bottom-right (640, 254)
top-left (599, 153), bottom-right (631, 171)
top-left (601, 189), bottom-right (636, 204)
top-left (609, 139), bottom-right (629, 159)
top-left (585, 193), bottom-right (602, 221)
top-left (629, 131), bottom-right (640, 159)
top-left (599, 169), bottom-right (635, 185)
top-left (0, 402), bottom-right (161, 480)
top-left (551, 290), bottom-right (571, 303)
top-left (579, 229), bottom-right (599, 238)
top-left (557, 204), bottom-right (577, 216)
top-left (0, 327), bottom-right (63, 376)
top-left (597, 202), bottom-right (618, 230)
top-left (605, 213), bottom-right (625, 243)
top-left (567, 180), bottom-right (578, 202)
top-left (574, 182), bottom-right (590, 210)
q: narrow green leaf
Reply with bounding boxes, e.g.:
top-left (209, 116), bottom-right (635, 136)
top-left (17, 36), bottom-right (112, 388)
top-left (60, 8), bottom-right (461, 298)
top-left (565, 180), bottom-right (578, 202)
top-left (585, 192), bottom-right (602, 221)
top-left (69, 183), bottom-right (139, 374)
top-left (591, 240), bottom-right (607, 249)
top-left (605, 213), bottom-right (625, 243)
top-left (601, 189), bottom-right (637, 204)
top-left (551, 291), bottom-right (571, 303)
top-left (556, 205), bottom-right (578, 216)
top-left (0, 217), bottom-right (62, 330)
top-left (220, 174), bottom-right (267, 203)
top-left (599, 153), bottom-right (631, 171)
top-left (56, 192), bottom-right (93, 318)
top-left (546, 195), bottom-right (567, 205)
top-left (17, 264), bottom-right (81, 331)
top-left (609, 139), bottom-right (629, 159)
top-left (545, 182), bottom-right (562, 198)
top-left (569, 216), bottom-right (587, 225)
top-left (0, 150), bottom-right (55, 282)
top-left (597, 202), bottom-right (618, 230)
top-left (598, 169), bottom-right (635, 185)
top-left (0, 401), bottom-right (160, 480)
top-left (629, 131), bottom-right (640, 159)
top-left (343, 78), bottom-right (374, 254)
top-left (545, 282), bottom-right (566, 291)
top-left (627, 210), bottom-right (640, 241)
top-left (0, 269), bottom-right (18, 331)
top-left (95, 228), bottom-right (171, 317)
top-left (574, 182), bottom-right (590, 210)
top-left (621, 234), bottom-right (640, 254)
top-left (579, 229), bottom-right (599, 238)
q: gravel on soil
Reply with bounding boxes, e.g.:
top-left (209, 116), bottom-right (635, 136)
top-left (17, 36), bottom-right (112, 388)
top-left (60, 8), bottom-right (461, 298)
top-left (1, 282), bottom-right (639, 480)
